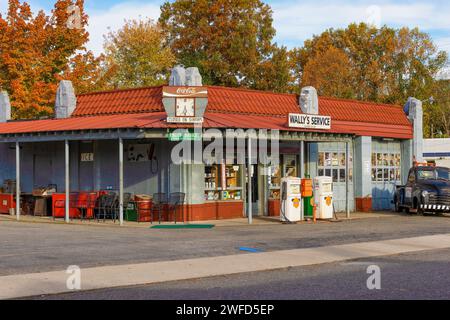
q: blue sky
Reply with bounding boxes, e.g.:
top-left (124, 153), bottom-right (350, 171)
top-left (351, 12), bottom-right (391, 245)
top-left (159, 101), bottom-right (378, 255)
top-left (1, 0), bottom-right (450, 74)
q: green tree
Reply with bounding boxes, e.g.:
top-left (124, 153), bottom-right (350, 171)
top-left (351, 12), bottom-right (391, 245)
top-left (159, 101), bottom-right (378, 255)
top-left (102, 19), bottom-right (175, 89)
top-left (424, 79), bottom-right (450, 138)
top-left (159, 0), bottom-right (291, 91)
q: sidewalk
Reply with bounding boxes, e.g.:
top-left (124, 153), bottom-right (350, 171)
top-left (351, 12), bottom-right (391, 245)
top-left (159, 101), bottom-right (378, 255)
top-left (1, 233), bottom-right (449, 299)
top-left (0, 211), bottom-right (400, 229)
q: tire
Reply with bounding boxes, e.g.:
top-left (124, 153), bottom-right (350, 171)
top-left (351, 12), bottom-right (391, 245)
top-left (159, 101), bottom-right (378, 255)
top-left (394, 196), bottom-right (402, 213)
top-left (415, 198), bottom-right (425, 216)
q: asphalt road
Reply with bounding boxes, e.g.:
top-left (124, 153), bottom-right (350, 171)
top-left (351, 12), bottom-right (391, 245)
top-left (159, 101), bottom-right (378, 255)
top-left (34, 249), bottom-right (450, 300)
top-left (1, 214), bottom-right (450, 276)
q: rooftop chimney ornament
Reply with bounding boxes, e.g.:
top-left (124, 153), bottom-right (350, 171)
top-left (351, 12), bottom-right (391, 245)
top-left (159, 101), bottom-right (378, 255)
top-left (169, 65), bottom-right (186, 86)
top-left (404, 97), bottom-right (424, 163)
top-left (185, 67), bottom-right (203, 86)
top-left (0, 91), bottom-right (11, 123)
top-left (55, 80), bottom-right (76, 119)
top-left (299, 86), bottom-right (319, 115)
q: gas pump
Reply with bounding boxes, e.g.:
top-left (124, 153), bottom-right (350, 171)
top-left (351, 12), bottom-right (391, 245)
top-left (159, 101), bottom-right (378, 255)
top-left (280, 177), bottom-right (302, 222)
top-left (314, 176), bottom-right (334, 219)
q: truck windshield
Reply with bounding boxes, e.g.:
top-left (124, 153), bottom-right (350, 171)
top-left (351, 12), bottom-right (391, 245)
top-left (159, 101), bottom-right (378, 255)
top-left (417, 168), bottom-right (450, 181)
top-left (436, 168), bottom-right (450, 181)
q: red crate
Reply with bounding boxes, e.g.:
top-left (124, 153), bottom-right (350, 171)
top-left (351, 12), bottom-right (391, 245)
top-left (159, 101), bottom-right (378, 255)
top-left (0, 194), bottom-right (15, 214)
top-left (52, 194), bottom-right (81, 218)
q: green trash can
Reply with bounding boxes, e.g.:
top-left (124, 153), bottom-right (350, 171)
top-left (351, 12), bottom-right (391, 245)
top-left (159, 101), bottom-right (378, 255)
top-left (304, 196), bottom-right (314, 218)
top-left (125, 202), bottom-right (138, 222)
top-left (302, 176), bottom-right (314, 218)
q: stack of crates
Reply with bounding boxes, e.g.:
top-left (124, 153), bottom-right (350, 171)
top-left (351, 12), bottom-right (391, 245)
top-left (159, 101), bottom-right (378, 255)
top-left (301, 179), bottom-right (314, 218)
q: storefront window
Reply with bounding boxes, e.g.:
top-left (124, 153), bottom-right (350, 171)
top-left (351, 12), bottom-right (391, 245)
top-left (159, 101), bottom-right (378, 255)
top-left (283, 155), bottom-right (298, 177)
top-left (377, 153), bottom-right (383, 166)
top-left (268, 164), bottom-right (281, 200)
top-left (384, 168), bottom-right (389, 182)
top-left (332, 153), bottom-right (339, 166)
top-left (339, 169), bottom-right (346, 181)
top-left (371, 152), bottom-right (401, 183)
top-left (332, 169), bottom-right (338, 183)
top-left (318, 151), bottom-right (352, 183)
top-left (318, 153), bottom-right (325, 167)
top-left (204, 164), bottom-right (242, 201)
top-left (325, 153), bottom-right (332, 167)
top-left (222, 165), bottom-right (242, 200)
top-left (377, 168), bottom-right (383, 182)
top-left (205, 165), bottom-right (220, 201)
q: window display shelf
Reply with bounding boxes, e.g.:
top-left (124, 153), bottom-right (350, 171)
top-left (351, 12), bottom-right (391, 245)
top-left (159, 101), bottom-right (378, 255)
top-left (204, 164), bottom-right (243, 201)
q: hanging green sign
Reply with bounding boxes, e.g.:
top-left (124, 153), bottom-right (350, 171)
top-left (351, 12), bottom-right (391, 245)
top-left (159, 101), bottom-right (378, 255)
top-left (168, 129), bottom-right (202, 141)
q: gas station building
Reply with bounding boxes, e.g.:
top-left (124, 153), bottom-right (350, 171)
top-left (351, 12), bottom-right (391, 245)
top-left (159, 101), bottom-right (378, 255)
top-left (0, 67), bottom-right (424, 223)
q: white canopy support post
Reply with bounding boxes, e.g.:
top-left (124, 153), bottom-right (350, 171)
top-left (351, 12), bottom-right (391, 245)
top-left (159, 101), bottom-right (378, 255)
top-left (119, 137), bottom-right (124, 226)
top-left (15, 142), bottom-right (20, 221)
top-left (300, 141), bottom-right (305, 178)
top-left (65, 140), bottom-right (70, 223)
top-left (346, 141), bottom-right (350, 219)
top-left (247, 137), bottom-right (253, 225)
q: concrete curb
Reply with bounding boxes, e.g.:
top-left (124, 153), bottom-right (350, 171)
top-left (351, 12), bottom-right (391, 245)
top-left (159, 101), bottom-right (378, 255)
top-left (1, 233), bottom-right (450, 299)
top-left (0, 212), bottom-right (402, 230)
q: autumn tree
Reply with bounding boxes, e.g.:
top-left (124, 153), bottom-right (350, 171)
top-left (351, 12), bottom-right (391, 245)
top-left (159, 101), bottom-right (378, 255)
top-left (101, 19), bottom-right (175, 89)
top-left (301, 46), bottom-right (355, 98)
top-left (0, 0), bottom-right (101, 119)
top-left (291, 23), bottom-right (448, 105)
top-left (159, 0), bottom-right (292, 91)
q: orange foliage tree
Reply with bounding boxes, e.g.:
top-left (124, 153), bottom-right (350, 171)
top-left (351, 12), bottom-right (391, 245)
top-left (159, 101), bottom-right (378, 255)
top-left (0, 0), bottom-right (102, 119)
top-left (302, 46), bottom-right (355, 99)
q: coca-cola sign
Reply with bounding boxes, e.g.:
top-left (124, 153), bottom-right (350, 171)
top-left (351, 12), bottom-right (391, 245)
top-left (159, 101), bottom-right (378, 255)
top-left (176, 88), bottom-right (196, 95)
top-left (163, 86), bottom-right (208, 98)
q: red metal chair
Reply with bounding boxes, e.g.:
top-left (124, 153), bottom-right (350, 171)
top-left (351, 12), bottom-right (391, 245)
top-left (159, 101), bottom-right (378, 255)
top-left (69, 192), bottom-right (81, 218)
top-left (86, 192), bottom-right (98, 220)
top-left (77, 192), bottom-right (89, 220)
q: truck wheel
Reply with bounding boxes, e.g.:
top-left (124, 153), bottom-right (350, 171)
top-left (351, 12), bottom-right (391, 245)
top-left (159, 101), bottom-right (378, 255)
top-left (416, 198), bottom-right (424, 215)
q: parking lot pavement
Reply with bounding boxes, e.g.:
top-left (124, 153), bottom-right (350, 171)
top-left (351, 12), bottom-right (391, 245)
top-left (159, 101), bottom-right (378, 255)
top-left (2, 233), bottom-right (448, 299)
top-left (1, 214), bottom-right (450, 276)
top-left (36, 248), bottom-right (450, 300)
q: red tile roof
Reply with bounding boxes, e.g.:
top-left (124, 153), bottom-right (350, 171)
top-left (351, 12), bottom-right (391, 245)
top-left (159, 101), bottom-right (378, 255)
top-left (0, 85), bottom-right (413, 139)
top-left (73, 86), bottom-right (163, 117)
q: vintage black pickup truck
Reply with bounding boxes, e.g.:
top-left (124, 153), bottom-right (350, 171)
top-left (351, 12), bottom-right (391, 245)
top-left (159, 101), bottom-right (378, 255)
top-left (394, 166), bottom-right (450, 214)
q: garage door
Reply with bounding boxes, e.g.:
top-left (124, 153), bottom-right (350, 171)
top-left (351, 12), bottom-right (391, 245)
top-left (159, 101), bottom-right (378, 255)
top-left (371, 140), bottom-right (402, 211)
top-left (317, 142), bottom-right (354, 212)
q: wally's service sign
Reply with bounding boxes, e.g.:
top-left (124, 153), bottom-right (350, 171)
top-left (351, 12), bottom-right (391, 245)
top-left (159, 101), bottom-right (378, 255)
top-left (288, 114), bottom-right (332, 130)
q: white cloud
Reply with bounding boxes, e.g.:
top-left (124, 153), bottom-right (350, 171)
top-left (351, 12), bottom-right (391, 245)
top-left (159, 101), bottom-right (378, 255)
top-left (42, 0), bottom-right (450, 60)
top-left (435, 37), bottom-right (450, 52)
top-left (0, 0), bottom-right (44, 15)
top-left (0, 0), bottom-right (7, 13)
top-left (436, 67), bottom-right (450, 80)
top-left (271, 0), bottom-right (450, 53)
top-left (86, 2), bottom-right (161, 55)
top-left (435, 36), bottom-right (450, 79)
